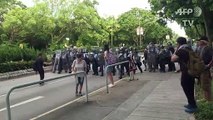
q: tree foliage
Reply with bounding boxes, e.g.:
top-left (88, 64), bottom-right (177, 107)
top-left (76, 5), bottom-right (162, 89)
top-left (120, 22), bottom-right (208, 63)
top-left (0, 0), bottom-right (175, 51)
top-left (149, 0), bottom-right (213, 42)
top-left (117, 8), bottom-right (172, 45)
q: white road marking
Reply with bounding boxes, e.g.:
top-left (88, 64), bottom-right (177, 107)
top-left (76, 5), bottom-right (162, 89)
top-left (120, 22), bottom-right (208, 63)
top-left (30, 79), bottom-right (124, 120)
top-left (0, 96), bottom-right (44, 112)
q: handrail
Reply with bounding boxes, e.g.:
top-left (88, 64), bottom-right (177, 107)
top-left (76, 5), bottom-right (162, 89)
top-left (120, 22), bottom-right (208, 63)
top-left (105, 61), bottom-right (129, 93)
top-left (6, 71), bottom-right (88, 120)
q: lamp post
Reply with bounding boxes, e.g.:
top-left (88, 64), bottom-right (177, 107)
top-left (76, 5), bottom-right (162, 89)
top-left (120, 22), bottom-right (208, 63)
top-left (136, 11), bottom-right (144, 46)
top-left (136, 26), bottom-right (144, 46)
top-left (166, 35), bottom-right (170, 40)
top-left (110, 27), bottom-right (113, 47)
top-left (65, 37), bottom-right (70, 48)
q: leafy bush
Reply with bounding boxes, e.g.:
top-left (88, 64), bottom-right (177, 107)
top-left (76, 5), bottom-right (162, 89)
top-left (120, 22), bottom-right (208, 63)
top-left (194, 81), bottom-right (213, 120)
top-left (0, 44), bottom-right (37, 63)
top-left (195, 100), bottom-right (213, 120)
top-left (0, 61), bottom-right (33, 73)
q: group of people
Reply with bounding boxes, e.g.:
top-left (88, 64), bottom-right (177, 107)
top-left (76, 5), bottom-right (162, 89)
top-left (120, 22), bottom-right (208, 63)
top-left (33, 36), bottom-right (212, 113)
top-left (33, 43), bottom-right (178, 93)
top-left (171, 36), bottom-right (213, 113)
top-left (144, 42), bottom-right (176, 73)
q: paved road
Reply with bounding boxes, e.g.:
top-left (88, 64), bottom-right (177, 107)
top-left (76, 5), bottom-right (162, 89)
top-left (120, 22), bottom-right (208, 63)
top-left (0, 63), bottom-right (194, 120)
top-left (0, 71), bottom-right (125, 120)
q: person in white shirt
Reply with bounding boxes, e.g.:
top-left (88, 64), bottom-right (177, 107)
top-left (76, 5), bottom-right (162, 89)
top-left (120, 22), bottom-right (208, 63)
top-left (72, 53), bottom-right (87, 96)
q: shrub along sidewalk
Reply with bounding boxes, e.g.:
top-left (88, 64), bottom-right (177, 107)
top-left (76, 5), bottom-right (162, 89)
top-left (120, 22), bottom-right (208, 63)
top-left (194, 77), bottom-right (213, 120)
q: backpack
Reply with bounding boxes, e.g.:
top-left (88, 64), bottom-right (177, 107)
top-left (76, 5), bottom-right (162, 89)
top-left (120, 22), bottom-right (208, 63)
top-left (107, 52), bottom-right (117, 65)
top-left (184, 48), bottom-right (205, 77)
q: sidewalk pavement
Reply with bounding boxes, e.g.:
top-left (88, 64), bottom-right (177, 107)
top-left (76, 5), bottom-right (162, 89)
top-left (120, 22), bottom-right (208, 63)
top-left (103, 73), bottom-right (195, 120)
top-left (37, 71), bottom-right (196, 120)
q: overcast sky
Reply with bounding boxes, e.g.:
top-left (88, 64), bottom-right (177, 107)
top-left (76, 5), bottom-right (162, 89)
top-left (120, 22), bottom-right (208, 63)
top-left (19, 0), bottom-right (186, 37)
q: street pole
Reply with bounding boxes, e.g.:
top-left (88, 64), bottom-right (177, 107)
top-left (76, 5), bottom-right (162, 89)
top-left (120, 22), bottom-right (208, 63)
top-left (140, 31), bottom-right (142, 47)
top-left (136, 11), bottom-right (142, 47)
top-left (111, 31), bottom-right (113, 47)
top-left (139, 21), bottom-right (141, 46)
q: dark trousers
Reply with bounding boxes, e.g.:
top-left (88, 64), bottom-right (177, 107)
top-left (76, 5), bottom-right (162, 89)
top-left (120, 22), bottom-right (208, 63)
top-left (159, 60), bottom-right (165, 72)
top-left (136, 62), bottom-right (143, 73)
top-left (112, 66), bottom-right (116, 75)
top-left (99, 64), bottom-right (104, 76)
top-left (124, 62), bottom-right (130, 76)
top-left (92, 63), bottom-right (98, 75)
top-left (181, 72), bottom-right (197, 108)
top-left (38, 69), bottom-right (44, 80)
top-left (168, 61), bottom-right (176, 71)
top-left (119, 64), bottom-right (125, 78)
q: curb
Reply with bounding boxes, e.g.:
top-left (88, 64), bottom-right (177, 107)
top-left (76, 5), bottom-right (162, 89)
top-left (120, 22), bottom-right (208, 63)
top-left (0, 67), bottom-right (52, 81)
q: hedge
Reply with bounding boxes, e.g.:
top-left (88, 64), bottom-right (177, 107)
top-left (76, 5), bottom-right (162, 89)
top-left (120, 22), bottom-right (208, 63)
top-left (0, 45), bottom-right (37, 63)
top-left (0, 61), bottom-right (33, 73)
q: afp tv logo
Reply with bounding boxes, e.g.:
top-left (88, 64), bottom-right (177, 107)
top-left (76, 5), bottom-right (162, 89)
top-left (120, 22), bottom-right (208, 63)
top-left (175, 7), bottom-right (202, 26)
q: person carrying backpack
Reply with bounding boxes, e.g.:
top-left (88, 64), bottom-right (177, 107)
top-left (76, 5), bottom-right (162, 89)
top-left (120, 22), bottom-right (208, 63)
top-left (171, 37), bottom-right (197, 113)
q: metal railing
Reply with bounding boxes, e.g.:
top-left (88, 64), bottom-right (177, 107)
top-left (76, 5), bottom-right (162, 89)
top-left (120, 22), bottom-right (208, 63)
top-left (105, 61), bottom-right (129, 93)
top-left (6, 71), bottom-right (88, 120)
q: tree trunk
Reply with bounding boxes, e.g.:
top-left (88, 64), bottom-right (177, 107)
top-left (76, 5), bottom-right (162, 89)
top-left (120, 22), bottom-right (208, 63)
top-left (202, 6), bottom-right (213, 46)
top-left (194, 24), bottom-right (201, 37)
top-left (201, 22), bottom-right (206, 36)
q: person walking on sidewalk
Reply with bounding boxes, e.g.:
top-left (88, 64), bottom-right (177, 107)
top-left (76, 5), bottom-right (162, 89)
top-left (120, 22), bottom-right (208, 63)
top-left (72, 53), bottom-right (87, 96)
top-left (34, 53), bottom-right (45, 85)
top-left (171, 37), bottom-right (197, 113)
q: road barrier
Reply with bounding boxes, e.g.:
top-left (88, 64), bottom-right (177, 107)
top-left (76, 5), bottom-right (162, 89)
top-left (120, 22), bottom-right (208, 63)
top-left (105, 61), bottom-right (129, 93)
top-left (6, 71), bottom-right (88, 120)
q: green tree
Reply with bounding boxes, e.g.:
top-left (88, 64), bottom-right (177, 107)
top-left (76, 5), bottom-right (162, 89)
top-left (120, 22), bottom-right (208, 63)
top-left (71, 0), bottom-right (108, 47)
top-left (117, 8), bottom-right (172, 46)
top-left (104, 16), bottom-right (120, 47)
top-left (2, 3), bottom-right (55, 49)
top-left (149, 0), bottom-right (213, 43)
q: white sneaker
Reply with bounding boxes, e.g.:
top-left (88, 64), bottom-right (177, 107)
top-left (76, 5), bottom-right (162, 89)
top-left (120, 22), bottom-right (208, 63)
top-left (108, 84), bottom-right (115, 88)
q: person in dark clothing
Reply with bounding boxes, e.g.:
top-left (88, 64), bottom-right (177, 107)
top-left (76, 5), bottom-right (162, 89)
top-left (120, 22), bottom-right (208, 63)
top-left (143, 48), bottom-right (148, 71)
top-left (171, 37), bottom-right (197, 113)
top-left (198, 36), bottom-right (213, 101)
top-left (118, 48), bottom-right (126, 79)
top-left (35, 53), bottom-right (45, 85)
top-left (124, 49), bottom-right (130, 76)
top-left (158, 46), bottom-right (166, 72)
top-left (133, 51), bottom-right (143, 73)
top-left (98, 50), bottom-right (105, 76)
top-left (83, 54), bottom-right (91, 74)
top-left (167, 43), bottom-right (176, 71)
top-left (92, 53), bottom-right (99, 75)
